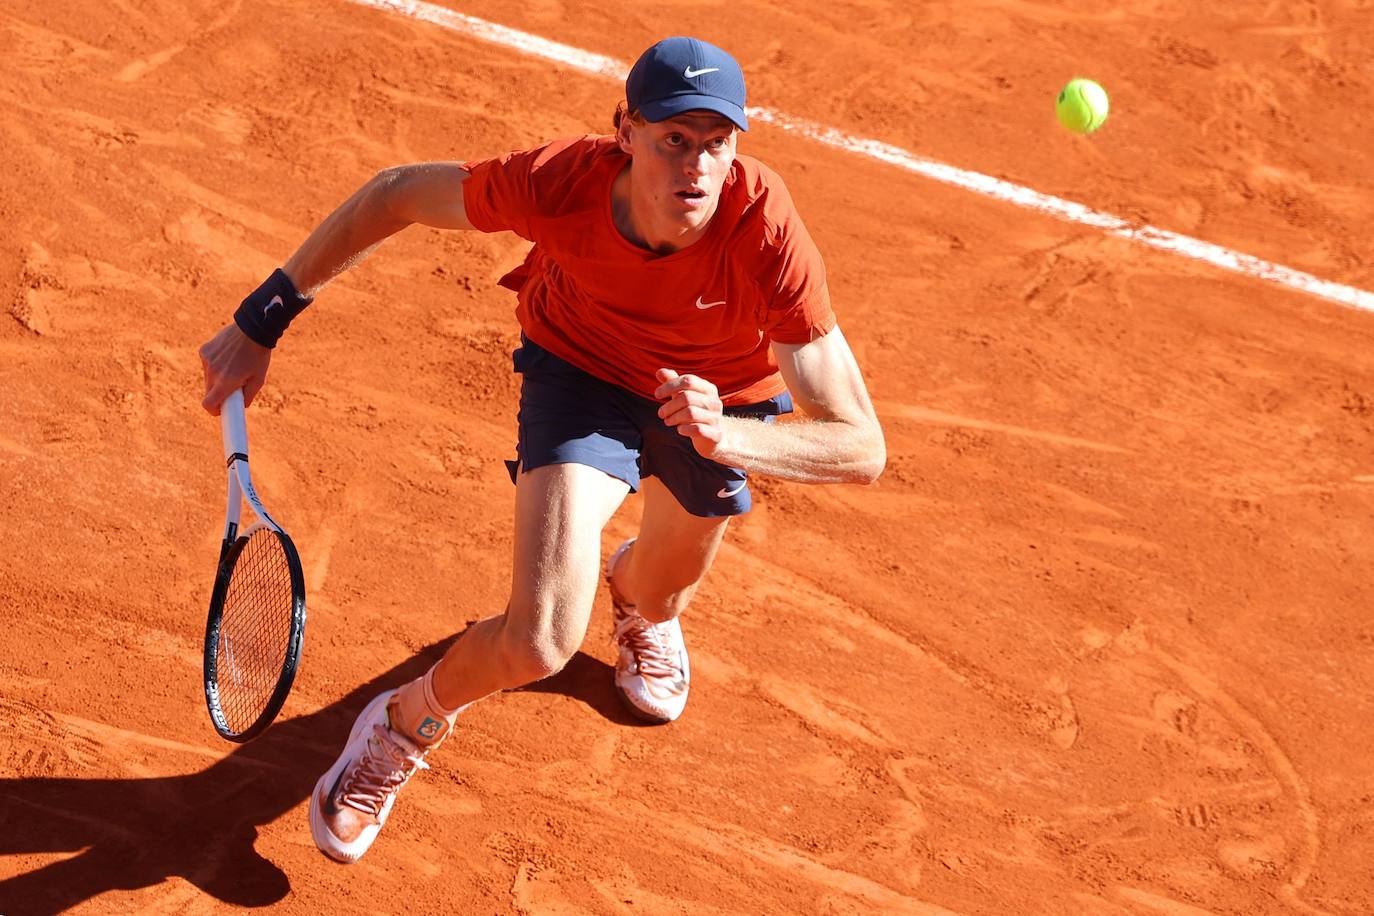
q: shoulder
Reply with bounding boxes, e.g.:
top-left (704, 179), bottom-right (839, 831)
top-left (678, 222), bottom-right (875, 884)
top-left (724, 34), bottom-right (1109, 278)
top-left (723, 155), bottom-right (829, 311)
top-left (529, 134), bottom-right (622, 173)
top-left (463, 135), bottom-right (624, 220)
top-left (726, 154), bottom-right (807, 247)
top-left (466, 134), bottom-right (620, 179)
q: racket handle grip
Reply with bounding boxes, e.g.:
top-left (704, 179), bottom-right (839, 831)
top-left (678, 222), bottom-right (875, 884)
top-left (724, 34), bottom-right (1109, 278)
top-left (221, 389), bottom-right (249, 463)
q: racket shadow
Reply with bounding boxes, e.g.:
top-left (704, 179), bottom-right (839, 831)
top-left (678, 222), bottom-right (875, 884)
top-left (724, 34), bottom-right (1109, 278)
top-left (0, 635), bottom-right (459, 915)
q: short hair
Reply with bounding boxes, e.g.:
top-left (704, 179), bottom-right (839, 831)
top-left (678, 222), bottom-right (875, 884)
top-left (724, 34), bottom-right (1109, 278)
top-left (613, 101), bottom-right (645, 130)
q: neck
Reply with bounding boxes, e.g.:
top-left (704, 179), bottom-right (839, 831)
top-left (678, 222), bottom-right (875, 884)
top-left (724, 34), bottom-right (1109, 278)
top-left (610, 162), bottom-right (711, 255)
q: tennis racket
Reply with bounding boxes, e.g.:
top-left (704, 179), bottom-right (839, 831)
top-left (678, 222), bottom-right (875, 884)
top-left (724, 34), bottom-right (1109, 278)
top-left (203, 389), bottom-right (307, 743)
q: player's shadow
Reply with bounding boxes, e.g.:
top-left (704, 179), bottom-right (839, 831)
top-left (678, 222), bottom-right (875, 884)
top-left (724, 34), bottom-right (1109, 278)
top-left (0, 635), bottom-right (459, 916)
top-left (516, 650), bottom-right (644, 727)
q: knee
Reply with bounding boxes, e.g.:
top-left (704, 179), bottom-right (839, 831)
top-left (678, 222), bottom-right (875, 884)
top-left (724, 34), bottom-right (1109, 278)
top-left (496, 615), bottom-right (582, 685)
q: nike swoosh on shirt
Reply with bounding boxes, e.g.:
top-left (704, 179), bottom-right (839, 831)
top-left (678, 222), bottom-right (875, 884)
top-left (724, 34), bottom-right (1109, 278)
top-left (695, 296), bottom-right (726, 310)
top-left (684, 66), bottom-right (720, 78)
top-left (717, 480), bottom-right (747, 499)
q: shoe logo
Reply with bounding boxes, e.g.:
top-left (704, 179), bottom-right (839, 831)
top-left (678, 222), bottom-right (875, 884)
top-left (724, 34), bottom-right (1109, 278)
top-left (684, 66), bottom-right (720, 79)
top-left (717, 480), bottom-right (747, 499)
top-left (694, 296), bottom-right (726, 310)
top-left (416, 717), bottom-right (443, 741)
top-left (322, 768), bottom-right (347, 816)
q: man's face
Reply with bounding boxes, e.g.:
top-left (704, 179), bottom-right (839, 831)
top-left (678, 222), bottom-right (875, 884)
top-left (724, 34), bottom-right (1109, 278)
top-left (618, 111), bottom-right (738, 241)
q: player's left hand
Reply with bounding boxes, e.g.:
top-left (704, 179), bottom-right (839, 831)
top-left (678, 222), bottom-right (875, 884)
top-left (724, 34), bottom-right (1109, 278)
top-left (655, 368), bottom-right (725, 458)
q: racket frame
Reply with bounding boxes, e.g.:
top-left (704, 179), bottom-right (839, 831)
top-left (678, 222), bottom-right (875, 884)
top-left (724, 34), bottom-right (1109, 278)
top-left (203, 390), bottom-right (307, 743)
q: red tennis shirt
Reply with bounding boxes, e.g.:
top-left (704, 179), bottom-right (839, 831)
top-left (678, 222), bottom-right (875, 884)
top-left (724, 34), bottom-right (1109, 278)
top-left (461, 135), bottom-right (835, 406)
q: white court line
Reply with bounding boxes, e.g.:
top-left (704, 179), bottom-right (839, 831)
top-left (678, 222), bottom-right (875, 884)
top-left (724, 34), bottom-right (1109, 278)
top-left (348, 0), bottom-right (1374, 315)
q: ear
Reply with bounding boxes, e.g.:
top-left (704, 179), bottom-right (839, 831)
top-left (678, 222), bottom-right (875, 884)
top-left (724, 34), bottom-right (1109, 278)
top-left (616, 116), bottom-right (635, 155)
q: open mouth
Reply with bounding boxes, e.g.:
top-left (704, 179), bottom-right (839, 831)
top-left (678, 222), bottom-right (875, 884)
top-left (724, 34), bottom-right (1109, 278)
top-left (675, 189), bottom-right (708, 202)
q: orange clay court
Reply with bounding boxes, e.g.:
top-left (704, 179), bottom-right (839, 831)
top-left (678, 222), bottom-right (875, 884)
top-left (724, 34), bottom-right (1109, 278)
top-left (3, 1), bottom-right (1374, 914)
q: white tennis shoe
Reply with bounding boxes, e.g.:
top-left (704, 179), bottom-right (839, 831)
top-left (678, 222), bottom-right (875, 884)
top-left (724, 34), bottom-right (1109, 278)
top-left (605, 539), bottom-right (690, 723)
top-left (309, 689), bottom-right (433, 863)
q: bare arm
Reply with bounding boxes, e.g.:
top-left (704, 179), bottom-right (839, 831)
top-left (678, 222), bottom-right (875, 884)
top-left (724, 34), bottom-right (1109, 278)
top-left (199, 163), bottom-right (474, 413)
top-left (655, 326), bottom-right (886, 485)
top-left (283, 162), bottom-right (474, 294)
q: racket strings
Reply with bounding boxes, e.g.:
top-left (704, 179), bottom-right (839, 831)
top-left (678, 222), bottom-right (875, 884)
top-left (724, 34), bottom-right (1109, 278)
top-left (217, 528), bottom-right (295, 733)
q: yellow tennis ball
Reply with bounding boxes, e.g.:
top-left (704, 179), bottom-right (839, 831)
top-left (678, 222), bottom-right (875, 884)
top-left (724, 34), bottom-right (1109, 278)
top-left (1056, 78), bottom-right (1109, 134)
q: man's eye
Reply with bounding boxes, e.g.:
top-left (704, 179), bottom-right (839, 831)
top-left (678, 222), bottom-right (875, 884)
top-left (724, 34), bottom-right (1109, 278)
top-left (665, 134), bottom-right (684, 146)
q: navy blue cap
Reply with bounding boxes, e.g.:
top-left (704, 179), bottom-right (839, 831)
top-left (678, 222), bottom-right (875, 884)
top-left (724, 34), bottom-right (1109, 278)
top-left (626, 37), bottom-right (748, 131)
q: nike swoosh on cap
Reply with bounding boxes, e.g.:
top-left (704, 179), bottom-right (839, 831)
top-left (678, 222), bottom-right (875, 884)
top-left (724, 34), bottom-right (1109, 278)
top-left (717, 480), bottom-right (747, 499)
top-left (695, 296), bottom-right (726, 309)
top-left (684, 66), bottom-right (720, 78)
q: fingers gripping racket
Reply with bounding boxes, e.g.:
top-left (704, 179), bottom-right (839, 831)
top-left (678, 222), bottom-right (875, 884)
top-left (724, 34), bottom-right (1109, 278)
top-left (204, 389), bottom-right (306, 742)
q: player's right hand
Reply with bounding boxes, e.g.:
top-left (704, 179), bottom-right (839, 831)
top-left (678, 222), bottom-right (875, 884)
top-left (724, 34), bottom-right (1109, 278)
top-left (199, 323), bottom-right (272, 415)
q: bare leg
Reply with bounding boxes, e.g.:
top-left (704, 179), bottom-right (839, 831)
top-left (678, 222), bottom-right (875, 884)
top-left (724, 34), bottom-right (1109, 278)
top-left (611, 476), bottom-right (731, 625)
top-left (429, 463), bottom-right (629, 710)
top-left (309, 463), bottom-right (629, 863)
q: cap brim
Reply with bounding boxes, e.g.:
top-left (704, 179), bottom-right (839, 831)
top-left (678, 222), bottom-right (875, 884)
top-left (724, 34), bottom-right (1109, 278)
top-left (640, 95), bottom-right (748, 131)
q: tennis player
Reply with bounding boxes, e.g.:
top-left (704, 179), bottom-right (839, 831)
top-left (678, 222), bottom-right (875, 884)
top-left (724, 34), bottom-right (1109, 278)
top-left (199, 36), bottom-right (885, 863)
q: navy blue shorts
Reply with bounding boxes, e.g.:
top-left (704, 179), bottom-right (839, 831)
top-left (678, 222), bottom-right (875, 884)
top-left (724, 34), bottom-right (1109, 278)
top-left (506, 337), bottom-right (791, 518)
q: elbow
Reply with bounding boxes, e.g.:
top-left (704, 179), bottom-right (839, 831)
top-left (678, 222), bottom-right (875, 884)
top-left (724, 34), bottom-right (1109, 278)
top-left (370, 166), bottom-right (415, 223)
top-left (369, 166), bottom-right (400, 198)
top-left (853, 450), bottom-right (885, 485)
top-left (847, 428), bottom-right (886, 485)
top-left (373, 164), bottom-right (411, 189)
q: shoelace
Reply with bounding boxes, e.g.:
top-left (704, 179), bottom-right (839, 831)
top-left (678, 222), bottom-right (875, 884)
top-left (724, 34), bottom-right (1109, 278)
top-left (338, 724), bottom-right (429, 816)
top-left (613, 611), bottom-right (681, 680)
